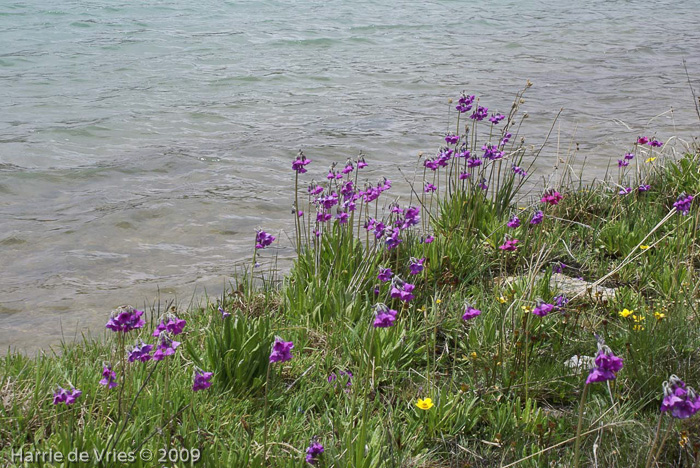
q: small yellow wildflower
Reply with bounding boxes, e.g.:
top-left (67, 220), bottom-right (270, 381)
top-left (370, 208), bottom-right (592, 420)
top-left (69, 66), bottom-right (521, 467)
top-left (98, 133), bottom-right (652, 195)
top-left (645, 157), bottom-right (657, 163)
top-left (654, 311), bottom-right (666, 320)
top-left (521, 305), bottom-right (531, 313)
top-left (619, 308), bottom-right (633, 318)
top-left (633, 324), bottom-right (646, 332)
top-left (679, 431), bottom-right (689, 447)
top-left (435, 299), bottom-right (442, 304)
top-left (416, 398), bottom-right (434, 410)
top-left (639, 245), bottom-right (650, 250)
top-left (470, 352), bottom-right (478, 359)
top-left (498, 296), bottom-right (507, 304)
top-left (632, 314), bottom-right (646, 323)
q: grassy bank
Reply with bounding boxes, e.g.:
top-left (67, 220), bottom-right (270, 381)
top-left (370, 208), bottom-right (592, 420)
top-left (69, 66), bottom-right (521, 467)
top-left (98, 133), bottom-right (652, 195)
top-left (3, 87), bottom-right (700, 467)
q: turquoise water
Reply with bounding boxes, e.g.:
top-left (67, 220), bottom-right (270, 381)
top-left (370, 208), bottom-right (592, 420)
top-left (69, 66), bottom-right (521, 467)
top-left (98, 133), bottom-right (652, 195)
top-left (1, 0), bottom-right (700, 353)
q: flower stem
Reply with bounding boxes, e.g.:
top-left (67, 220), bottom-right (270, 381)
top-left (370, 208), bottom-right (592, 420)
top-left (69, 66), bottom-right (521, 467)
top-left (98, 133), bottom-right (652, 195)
top-left (573, 383), bottom-right (589, 468)
top-left (645, 414), bottom-right (664, 468)
top-left (262, 362), bottom-right (272, 464)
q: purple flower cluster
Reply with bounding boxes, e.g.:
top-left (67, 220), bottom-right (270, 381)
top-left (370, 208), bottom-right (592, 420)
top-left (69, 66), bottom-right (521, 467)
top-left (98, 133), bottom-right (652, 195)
top-left (153, 315), bottom-right (187, 337)
top-left (328, 370), bottom-right (353, 387)
top-left (470, 106), bottom-right (488, 121)
top-left (638, 136), bottom-right (664, 147)
top-left (378, 267), bottom-right (393, 282)
top-left (424, 183), bottom-right (437, 193)
top-left (408, 257), bottom-right (425, 275)
top-left (390, 278), bottom-right (415, 302)
top-left (673, 193), bottom-right (694, 215)
top-left (105, 306), bottom-right (145, 333)
top-left (305, 438), bottom-right (324, 465)
top-left (462, 303), bottom-right (482, 321)
top-left (553, 294), bottom-right (569, 310)
top-left (638, 184), bottom-right (651, 193)
top-left (99, 365), bottom-right (118, 389)
top-left (455, 93), bottom-right (475, 113)
top-left (660, 375), bottom-right (700, 419)
top-left (540, 190), bottom-right (563, 205)
top-left (292, 152), bottom-right (312, 174)
top-left (532, 301), bottom-right (555, 317)
top-left (512, 165), bottom-right (527, 177)
top-left (499, 239), bottom-right (519, 251)
top-left (193, 370), bottom-right (214, 392)
top-left (128, 342), bottom-right (154, 363)
top-left (53, 386), bottom-right (82, 406)
top-left (489, 113), bottom-right (506, 124)
top-left (255, 230), bottom-right (276, 249)
top-left (153, 334), bottom-right (181, 361)
top-left (585, 345), bottom-right (624, 384)
top-left (269, 338), bottom-right (294, 363)
top-left (373, 303), bottom-right (398, 328)
top-left (507, 215), bottom-right (521, 228)
top-left (445, 133), bottom-right (460, 145)
top-left (619, 187), bottom-right (632, 196)
top-left (530, 210), bottom-right (544, 225)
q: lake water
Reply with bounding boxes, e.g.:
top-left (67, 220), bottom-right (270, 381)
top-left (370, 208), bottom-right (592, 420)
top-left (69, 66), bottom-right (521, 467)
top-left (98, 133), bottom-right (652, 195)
top-left (2, 0), bottom-right (699, 354)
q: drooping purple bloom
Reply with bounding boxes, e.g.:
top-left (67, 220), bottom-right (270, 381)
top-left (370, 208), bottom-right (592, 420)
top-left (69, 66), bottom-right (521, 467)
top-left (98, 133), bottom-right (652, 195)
top-left (390, 278), bottom-right (415, 302)
top-left (378, 267), bottom-right (393, 283)
top-left (618, 159), bottom-right (629, 167)
top-left (530, 210), bottom-right (544, 225)
top-left (105, 306), bottom-right (145, 333)
top-left (424, 235), bottom-right (435, 244)
top-left (673, 193), bottom-right (694, 215)
top-left (385, 227), bottom-right (402, 251)
top-left (336, 212), bottom-right (349, 224)
top-left (553, 294), bottom-right (569, 310)
top-left (660, 375), bottom-right (700, 419)
top-left (637, 136), bottom-right (650, 145)
top-left (541, 190), bottom-right (563, 205)
top-left (638, 184), bottom-right (651, 193)
top-left (455, 93), bottom-right (475, 113)
top-left (649, 138), bottom-right (663, 147)
top-left (462, 303), bottom-right (482, 321)
top-left (532, 301), bottom-right (555, 317)
top-left (373, 303), bottom-right (398, 328)
top-left (152, 334), bottom-right (181, 361)
top-left (499, 239), bottom-right (519, 251)
top-left (308, 184), bottom-right (324, 196)
top-left (512, 165), bottom-right (527, 177)
top-left (153, 316), bottom-right (186, 337)
top-left (341, 161), bottom-right (354, 174)
top-left (292, 152), bottom-right (311, 174)
top-left (255, 230), bottom-right (276, 249)
top-left (489, 113), bottom-right (506, 125)
top-left (408, 258), bottom-right (426, 275)
top-left (500, 133), bottom-right (512, 147)
top-left (507, 215), bottom-right (521, 228)
top-left (467, 157), bottom-right (483, 168)
top-left (128, 342), bottom-right (154, 363)
top-left (619, 187), bottom-right (632, 196)
top-left (53, 386), bottom-right (82, 406)
top-left (99, 365), bottom-right (118, 389)
top-left (192, 370), bottom-right (214, 392)
top-left (305, 438), bottom-right (324, 465)
top-left (357, 157), bottom-right (368, 169)
top-left (269, 338), bottom-right (294, 363)
top-left (316, 211), bottom-right (332, 223)
top-left (624, 152), bottom-right (634, 160)
top-left (459, 172), bottom-right (471, 180)
top-left (478, 178), bottom-right (488, 191)
top-left (445, 134), bottom-right (460, 145)
top-left (218, 306), bottom-right (231, 318)
top-left (470, 106), bottom-right (488, 121)
top-left (424, 183), bottom-right (437, 193)
top-left (552, 262), bottom-right (567, 274)
top-left (585, 345), bottom-right (624, 384)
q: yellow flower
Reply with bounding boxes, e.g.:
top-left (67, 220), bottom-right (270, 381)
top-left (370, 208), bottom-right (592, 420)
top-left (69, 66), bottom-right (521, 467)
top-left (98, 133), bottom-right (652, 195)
top-left (679, 431), bottom-right (689, 447)
top-left (632, 314), bottom-right (646, 323)
top-left (639, 245), bottom-right (650, 250)
top-left (497, 295), bottom-right (507, 304)
top-left (416, 398), bottom-right (434, 410)
top-left (654, 311), bottom-right (666, 320)
top-left (645, 157), bottom-right (657, 163)
top-left (619, 308), bottom-right (633, 318)
top-left (521, 305), bottom-right (531, 313)
top-left (435, 299), bottom-right (442, 304)
top-left (470, 352), bottom-right (478, 359)
top-left (633, 324), bottom-right (645, 332)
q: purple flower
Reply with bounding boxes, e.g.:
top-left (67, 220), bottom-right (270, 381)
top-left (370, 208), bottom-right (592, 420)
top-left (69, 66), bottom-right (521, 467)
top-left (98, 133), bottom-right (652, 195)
top-left (500, 133), bottom-right (512, 147)
top-left (660, 375), bottom-right (700, 419)
top-left (269, 338), bottom-right (294, 363)
top-left (153, 316), bottom-right (186, 337)
top-left (499, 239), bottom-right (519, 251)
top-left (255, 230), bottom-right (276, 249)
top-left (341, 161), bottom-right (354, 174)
top-left (553, 294), bottom-right (569, 309)
top-left (489, 113), bottom-right (506, 125)
top-left (532, 302), bottom-right (555, 317)
top-left (649, 138), bottom-right (663, 147)
top-left (585, 345), bottom-right (624, 384)
top-left (305, 438), bottom-right (324, 465)
top-left (540, 190), bottom-right (563, 205)
top-left (316, 211), bottom-right (332, 223)
top-left (424, 183), bottom-right (437, 193)
top-left (408, 258), bottom-right (426, 275)
top-left (445, 134), bottom-right (460, 145)
top-left (152, 334), bottom-right (181, 361)
top-left (624, 152), bottom-right (634, 160)
top-left (357, 157), bottom-right (368, 169)
top-left (336, 212), bottom-right (349, 224)
top-left (292, 152), bottom-right (311, 173)
top-left (552, 262), bottom-right (567, 274)
top-left (390, 278), bottom-right (415, 302)
top-left (512, 165), bottom-right (527, 177)
top-left (193, 370), bottom-right (213, 392)
top-left (385, 228), bottom-right (402, 251)
top-left (459, 172), bottom-right (471, 180)
top-left (328, 370), bottom-right (353, 387)
top-left (455, 93), bottom-right (475, 113)
top-left (470, 106), bottom-right (488, 121)
top-left (373, 303), bottom-right (398, 328)
top-left (530, 210), bottom-right (544, 225)
top-left (462, 303), bottom-right (482, 321)
top-left (99, 365), bottom-right (118, 389)
top-left (424, 235), bottom-right (435, 244)
top-left (308, 184), bottom-right (324, 196)
top-left (619, 187), bottom-right (632, 196)
top-left (618, 159), bottom-right (629, 167)
top-left (218, 306), bottom-right (231, 318)
top-left (673, 193), bottom-right (694, 215)
top-left (467, 157), bottom-right (483, 168)
top-left (637, 136), bottom-right (649, 145)
top-left (478, 178), bottom-right (488, 191)
top-left (378, 267), bottom-right (393, 283)
top-left (507, 215), bottom-right (521, 228)
top-left (53, 386), bottom-right (82, 406)
top-left (128, 342), bottom-right (154, 363)
top-left (638, 184), bottom-right (651, 192)
top-left (105, 306), bottom-right (145, 333)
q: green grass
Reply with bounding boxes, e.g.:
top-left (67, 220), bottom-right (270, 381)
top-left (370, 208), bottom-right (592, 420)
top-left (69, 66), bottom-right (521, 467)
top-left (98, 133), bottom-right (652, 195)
top-left (2, 92), bottom-right (700, 467)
